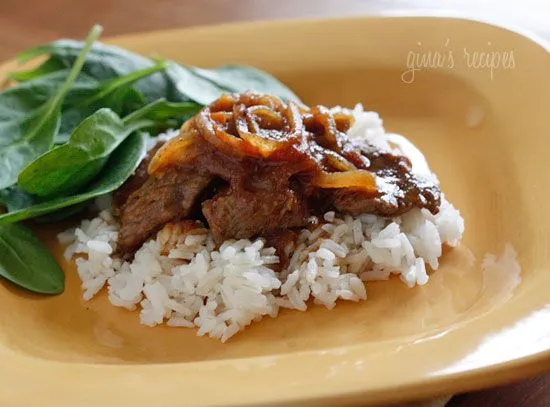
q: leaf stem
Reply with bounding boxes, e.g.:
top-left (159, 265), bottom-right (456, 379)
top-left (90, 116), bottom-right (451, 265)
top-left (50, 25), bottom-right (103, 109)
top-left (79, 59), bottom-right (166, 107)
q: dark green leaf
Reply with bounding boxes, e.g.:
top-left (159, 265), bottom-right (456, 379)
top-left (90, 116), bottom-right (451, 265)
top-left (77, 61), bottom-right (166, 107)
top-left (0, 223), bottom-right (64, 294)
top-left (0, 70), bottom-right (99, 146)
top-left (35, 202), bottom-right (88, 223)
top-left (0, 111), bottom-right (61, 189)
top-left (189, 64), bottom-right (300, 102)
top-left (8, 58), bottom-right (66, 82)
top-left (13, 40), bottom-right (299, 106)
top-left (107, 86), bottom-right (147, 117)
top-left (0, 187), bottom-right (35, 212)
top-left (14, 40), bottom-right (178, 103)
top-left (19, 108), bottom-right (151, 198)
top-left (0, 186), bottom-right (88, 222)
top-left (0, 132), bottom-right (145, 224)
top-left (123, 98), bottom-right (201, 125)
top-left (54, 64), bottom-right (164, 144)
top-left (0, 25), bottom-right (103, 190)
top-left (165, 62), bottom-right (231, 105)
top-left (0, 71), bottom-right (69, 147)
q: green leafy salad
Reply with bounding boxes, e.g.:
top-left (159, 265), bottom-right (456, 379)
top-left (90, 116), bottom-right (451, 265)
top-left (0, 25), bottom-right (298, 294)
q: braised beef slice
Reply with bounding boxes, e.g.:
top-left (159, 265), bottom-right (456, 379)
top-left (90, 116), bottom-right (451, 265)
top-left (113, 142), bottom-right (165, 216)
top-left (202, 185), bottom-right (308, 244)
top-left (116, 166), bottom-right (212, 255)
top-left (333, 142), bottom-right (441, 216)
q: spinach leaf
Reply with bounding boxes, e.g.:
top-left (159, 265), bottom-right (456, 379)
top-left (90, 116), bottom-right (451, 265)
top-left (1, 66), bottom-right (156, 146)
top-left (35, 202), bottom-right (88, 223)
top-left (0, 186), bottom-right (87, 222)
top-left (189, 65), bottom-right (300, 102)
top-left (0, 104), bottom-right (61, 190)
top-left (55, 63), bottom-right (164, 143)
top-left (123, 98), bottom-right (201, 125)
top-left (13, 40), bottom-right (299, 106)
top-left (165, 62), bottom-right (231, 105)
top-left (14, 40), bottom-right (178, 103)
top-left (166, 62), bottom-right (301, 104)
top-left (0, 71), bottom-right (68, 147)
top-left (0, 25), bottom-right (103, 190)
top-left (0, 223), bottom-right (64, 294)
top-left (105, 86), bottom-right (147, 116)
top-left (0, 71), bottom-right (81, 142)
top-left (8, 58), bottom-right (66, 82)
top-left (0, 187), bottom-right (35, 212)
top-left (0, 132), bottom-right (145, 224)
top-left (76, 61), bottom-right (166, 107)
top-left (19, 108), bottom-right (152, 198)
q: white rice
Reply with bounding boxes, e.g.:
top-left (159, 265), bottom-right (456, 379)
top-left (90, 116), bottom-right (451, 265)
top-left (59, 107), bottom-right (464, 342)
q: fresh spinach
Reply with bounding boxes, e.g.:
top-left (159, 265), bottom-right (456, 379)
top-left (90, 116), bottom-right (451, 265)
top-left (0, 25), bottom-right (103, 190)
top-left (35, 202), bottom-right (88, 223)
top-left (189, 65), bottom-right (300, 102)
top-left (8, 58), bottom-right (66, 82)
top-left (76, 61), bottom-right (166, 107)
top-left (0, 223), bottom-right (64, 294)
top-left (122, 98), bottom-right (201, 125)
top-left (0, 71), bottom-right (78, 142)
top-left (0, 132), bottom-right (145, 224)
top-left (13, 40), bottom-right (178, 103)
top-left (0, 70), bottom-right (98, 146)
top-left (164, 62), bottom-right (232, 105)
top-left (19, 108), bottom-right (152, 198)
top-left (0, 186), bottom-right (35, 213)
top-left (0, 186), bottom-right (87, 223)
top-left (3, 64), bottom-right (164, 146)
top-left (55, 63), bottom-right (165, 143)
top-left (11, 40), bottom-right (300, 106)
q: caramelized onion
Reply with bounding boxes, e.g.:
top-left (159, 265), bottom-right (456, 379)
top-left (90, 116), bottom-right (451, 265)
top-left (324, 150), bottom-right (356, 172)
top-left (235, 108), bottom-right (289, 158)
top-left (246, 105), bottom-right (284, 130)
top-left (196, 108), bottom-right (248, 158)
top-left (312, 170), bottom-right (377, 192)
top-left (148, 130), bottom-right (199, 174)
top-left (333, 112), bottom-right (355, 133)
top-left (286, 102), bottom-right (304, 138)
top-left (310, 105), bottom-right (339, 150)
top-left (150, 91), bottom-right (377, 192)
top-left (195, 93), bottom-right (310, 159)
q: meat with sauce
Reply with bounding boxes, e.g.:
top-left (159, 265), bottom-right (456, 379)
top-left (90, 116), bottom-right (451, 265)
top-left (114, 92), bottom-right (440, 256)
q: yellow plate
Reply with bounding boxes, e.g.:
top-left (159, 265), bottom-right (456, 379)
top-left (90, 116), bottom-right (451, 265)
top-left (1, 16), bottom-right (550, 407)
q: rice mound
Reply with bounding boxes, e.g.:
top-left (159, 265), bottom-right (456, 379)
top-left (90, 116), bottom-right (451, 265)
top-left (59, 107), bottom-right (465, 342)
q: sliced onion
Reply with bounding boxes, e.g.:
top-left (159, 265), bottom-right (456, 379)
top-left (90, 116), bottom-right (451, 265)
top-left (312, 170), bottom-right (377, 192)
top-left (236, 109), bottom-right (291, 158)
top-left (209, 93), bottom-right (237, 112)
top-left (333, 112), bottom-right (355, 133)
top-left (247, 105), bottom-right (284, 130)
top-left (241, 92), bottom-right (285, 111)
top-left (196, 109), bottom-right (247, 158)
top-left (148, 129), bottom-right (200, 174)
top-left (310, 105), bottom-right (338, 150)
top-left (324, 150), bottom-right (356, 172)
top-left (286, 101), bottom-right (304, 137)
top-left (210, 111), bottom-right (233, 125)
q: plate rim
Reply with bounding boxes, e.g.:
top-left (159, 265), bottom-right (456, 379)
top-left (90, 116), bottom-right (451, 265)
top-left (1, 13), bottom-right (549, 407)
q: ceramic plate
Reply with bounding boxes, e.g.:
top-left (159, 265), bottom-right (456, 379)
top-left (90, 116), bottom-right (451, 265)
top-left (1, 16), bottom-right (549, 407)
